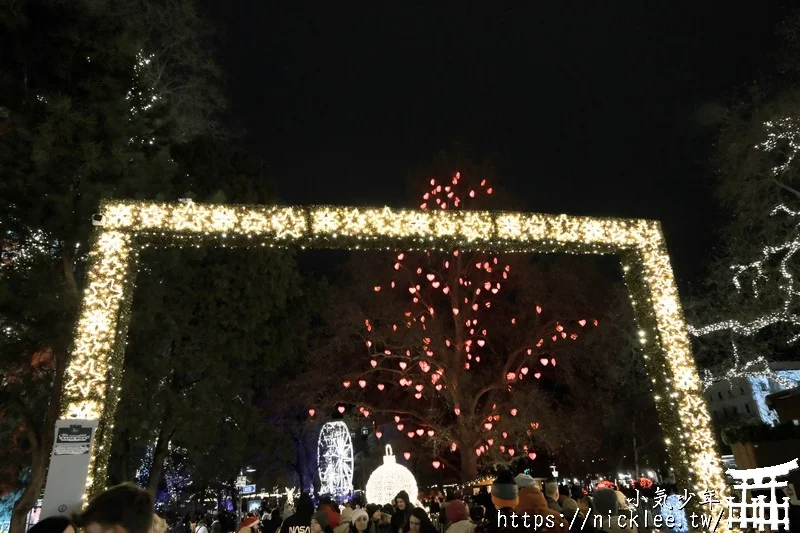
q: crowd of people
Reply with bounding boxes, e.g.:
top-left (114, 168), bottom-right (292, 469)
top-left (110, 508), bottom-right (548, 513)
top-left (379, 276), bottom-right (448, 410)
top-left (20, 472), bottom-right (800, 533)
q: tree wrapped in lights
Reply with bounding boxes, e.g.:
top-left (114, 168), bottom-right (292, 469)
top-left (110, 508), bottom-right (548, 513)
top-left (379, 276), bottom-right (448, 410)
top-left (690, 101), bottom-right (800, 387)
top-left (308, 172), bottom-right (610, 481)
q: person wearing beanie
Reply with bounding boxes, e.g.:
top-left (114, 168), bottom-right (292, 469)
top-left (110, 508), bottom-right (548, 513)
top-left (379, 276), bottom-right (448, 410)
top-left (348, 509), bottom-right (373, 533)
top-left (490, 471), bottom-right (519, 510)
top-left (280, 494), bottom-right (315, 533)
top-left (543, 482), bottom-right (562, 513)
top-left (443, 500), bottom-right (473, 533)
top-left (319, 502), bottom-right (341, 531)
top-left (311, 511), bottom-right (333, 533)
top-left (391, 492), bottom-right (414, 533)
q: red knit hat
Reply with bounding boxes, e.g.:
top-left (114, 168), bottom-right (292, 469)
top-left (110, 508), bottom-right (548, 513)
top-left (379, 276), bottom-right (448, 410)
top-left (446, 500), bottom-right (470, 523)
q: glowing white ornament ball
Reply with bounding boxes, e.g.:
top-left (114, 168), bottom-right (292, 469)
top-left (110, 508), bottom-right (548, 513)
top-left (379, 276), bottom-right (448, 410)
top-left (366, 445), bottom-right (420, 506)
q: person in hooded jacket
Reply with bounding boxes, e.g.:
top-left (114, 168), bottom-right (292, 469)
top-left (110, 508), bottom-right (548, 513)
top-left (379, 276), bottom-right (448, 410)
top-left (391, 491), bottom-right (414, 533)
top-left (311, 512), bottom-right (334, 533)
top-left (512, 475), bottom-right (567, 533)
top-left (280, 494), bottom-right (315, 533)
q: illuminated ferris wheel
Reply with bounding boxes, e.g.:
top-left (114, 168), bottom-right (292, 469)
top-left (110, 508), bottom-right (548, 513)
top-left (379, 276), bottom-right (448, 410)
top-left (317, 421), bottom-right (354, 497)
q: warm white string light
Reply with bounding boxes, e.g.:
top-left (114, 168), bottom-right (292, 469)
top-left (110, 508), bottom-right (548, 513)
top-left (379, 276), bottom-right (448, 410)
top-left (60, 199), bottom-right (725, 522)
top-left (689, 205), bottom-right (800, 382)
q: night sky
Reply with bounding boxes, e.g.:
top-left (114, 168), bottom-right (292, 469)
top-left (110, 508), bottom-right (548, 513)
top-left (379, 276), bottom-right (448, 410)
top-left (208, 2), bottom-right (787, 289)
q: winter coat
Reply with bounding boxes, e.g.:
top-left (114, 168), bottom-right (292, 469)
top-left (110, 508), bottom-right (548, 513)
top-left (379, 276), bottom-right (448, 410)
top-left (390, 508), bottom-right (412, 533)
top-left (280, 513), bottom-right (313, 533)
top-left (446, 520), bottom-right (475, 533)
top-left (514, 487), bottom-right (568, 533)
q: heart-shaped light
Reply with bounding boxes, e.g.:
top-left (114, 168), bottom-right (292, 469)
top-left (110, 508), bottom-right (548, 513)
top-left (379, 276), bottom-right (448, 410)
top-left (477, 339), bottom-right (485, 347)
top-left (578, 319), bottom-right (587, 327)
top-left (487, 439), bottom-right (494, 446)
top-left (427, 430), bottom-right (435, 436)
top-left (407, 431), bottom-right (415, 438)
top-left (502, 432), bottom-right (508, 439)
top-left (397, 424), bottom-right (404, 431)
top-left (451, 442), bottom-right (458, 451)
top-left (403, 452), bottom-right (411, 460)
top-left (510, 408), bottom-right (518, 416)
top-left (399, 362), bottom-right (407, 370)
top-left (359, 379), bottom-right (367, 388)
top-left (370, 360), bottom-right (377, 368)
top-left (435, 384), bottom-right (442, 391)
top-left (363, 410), bottom-right (370, 417)
top-left (432, 281), bottom-right (440, 288)
top-left (416, 429), bottom-right (424, 436)
top-left (499, 446), bottom-right (505, 452)
top-left (508, 448), bottom-right (515, 456)
top-left (452, 308), bottom-right (459, 315)
top-left (414, 392), bottom-right (422, 399)
top-left (521, 367), bottom-right (528, 375)
top-left (528, 452), bottom-right (537, 460)
top-left (377, 384), bottom-right (385, 391)
top-left (415, 384), bottom-right (424, 392)
top-left (432, 460), bottom-right (441, 469)
top-left (338, 406), bottom-right (345, 414)
top-left (534, 372), bottom-right (541, 379)
top-left (454, 407), bottom-right (461, 416)
top-left (308, 409), bottom-right (315, 417)
top-left (427, 274), bottom-right (435, 281)
top-left (484, 422), bottom-right (493, 430)
top-left (506, 372), bottom-right (516, 381)
top-left (551, 358), bottom-right (557, 366)
top-left (540, 358), bottom-right (549, 366)
top-left (376, 431), bottom-right (382, 439)
top-left (343, 381), bottom-right (351, 388)
top-left (536, 305), bottom-right (542, 314)
top-left (395, 416), bottom-right (401, 422)
top-left (443, 287), bottom-right (450, 294)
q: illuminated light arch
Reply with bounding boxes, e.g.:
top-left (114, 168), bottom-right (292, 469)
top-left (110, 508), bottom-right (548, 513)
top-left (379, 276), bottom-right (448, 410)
top-left (58, 199), bottom-right (726, 524)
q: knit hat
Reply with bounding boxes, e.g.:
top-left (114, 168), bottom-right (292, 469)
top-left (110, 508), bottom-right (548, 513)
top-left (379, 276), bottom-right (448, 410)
top-left (513, 474), bottom-right (537, 488)
top-left (312, 511), bottom-right (329, 529)
top-left (366, 504), bottom-right (380, 518)
top-left (351, 509), bottom-right (369, 524)
top-left (339, 507), bottom-right (354, 524)
top-left (491, 470), bottom-right (519, 509)
top-left (445, 500), bottom-right (469, 524)
top-left (320, 504), bottom-right (340, 529)
top-left (381, 504), bottom-right (394, 515)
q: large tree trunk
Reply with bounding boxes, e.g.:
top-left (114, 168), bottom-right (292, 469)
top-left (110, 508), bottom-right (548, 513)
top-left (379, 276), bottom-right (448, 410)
top-left (9, 351), bottom-right (67, 533)
top-left (147, 408), bottom-right (176, 498)
top-left (459, 446), bottom-right (478, 482)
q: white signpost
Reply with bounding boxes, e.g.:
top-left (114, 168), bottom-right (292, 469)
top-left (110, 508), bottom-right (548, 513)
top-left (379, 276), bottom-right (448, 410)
top-left (41, 420), bottom-right (99, 518)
